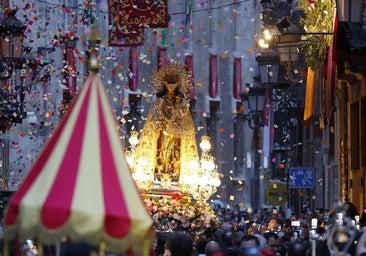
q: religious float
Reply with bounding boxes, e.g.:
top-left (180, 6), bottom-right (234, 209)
top-left (125, 62), bottom-right (222, 235)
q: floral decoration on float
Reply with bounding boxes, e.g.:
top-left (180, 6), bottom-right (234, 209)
top-left (143, 192), bottom-right (221, 234)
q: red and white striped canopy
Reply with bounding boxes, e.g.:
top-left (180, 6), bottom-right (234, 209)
top-left (3, 74), bottom-right (153, 254)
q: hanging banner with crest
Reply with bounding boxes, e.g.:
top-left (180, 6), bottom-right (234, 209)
top-left (108, 0), bottom-right (168, 47)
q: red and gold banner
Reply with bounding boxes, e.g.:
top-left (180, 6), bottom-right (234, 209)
top-left (108, 0), bottom-right (168, 47)
top-left (108, 24), bottom-right (144, 47)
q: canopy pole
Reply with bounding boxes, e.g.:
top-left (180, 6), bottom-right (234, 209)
top-left (2, 240), bottom-right (8, 256)
top-left (88, 25), bottom-right (101, 74)
top-left (55, 243), bottom-right (60, 256)
top-left (143, 239), bottom-right (150, 256)
top-left (37, 240), bottom-right (43, 256)
top-left (98, 241), bottom-right (106, 256)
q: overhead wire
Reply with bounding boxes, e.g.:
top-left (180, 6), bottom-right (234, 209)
top-left (35, 0), bottom-right (251, 15)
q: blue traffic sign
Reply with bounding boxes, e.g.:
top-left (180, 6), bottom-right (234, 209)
top-left (290, 167), bottom-right (314, 188)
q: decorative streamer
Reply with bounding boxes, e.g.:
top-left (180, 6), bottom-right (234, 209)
top-left (209, 55), bottom-right (218, 98)
top-left (185, 0), bottom-right (192, 27)
top-left (160, 29), bottom-right (167, 48)
top-left (233, 57), bottom-right (242, 100)
top-left (185, 54), bottom-right (195, 100)
top-left (128, 46), bottom-right (138, 91)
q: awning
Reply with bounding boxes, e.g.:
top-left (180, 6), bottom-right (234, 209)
top-left (3, 73), bottom-right (153, 254)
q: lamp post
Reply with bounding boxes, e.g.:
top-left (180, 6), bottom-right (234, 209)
top-left (240, 54), bottom-right (281, 210)
top-left (240, 63), bottom-right (272, 210)
top-left (240, 87), bottom-right (265, 211)
top-left (0, 9), bottom-right (27, 191)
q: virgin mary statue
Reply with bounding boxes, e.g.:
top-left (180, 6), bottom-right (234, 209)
top-left (130, 62), bottom-right (200, 192)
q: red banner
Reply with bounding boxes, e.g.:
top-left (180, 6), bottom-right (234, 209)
top-left (128, 47), bottom-right (138, 91)
top-left (233, 58), bottom-right (242, 100)
top-left (65, 45), bottom-right (77, 96)
top-left (185, 55), bottom-right (195, 100)
top-left (108, 0), bottom-right (168, 47)
top-left (158, 47), bottom-right (168, 68)
top-left (209, 55), bottom-right (218, 98)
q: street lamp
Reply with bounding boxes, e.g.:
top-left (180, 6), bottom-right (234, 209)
top-left (260, 20), bottom-right (306, 82)
top-left (276, 34), bottom-right (305, 83)
top-left (0, 9), bottom-right (26, 79)
top-left (240, 86), bottom-right (265, 129)
top-left (256, 54), bottom-right (279, 84)
top-left (240, 55), bottom-right (278, 129)
top-left (258, 18), bottom-right (333, 82)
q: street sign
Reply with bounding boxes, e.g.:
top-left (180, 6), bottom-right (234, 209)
top-left (266, 182), bottom-right (288, 206)
top-left (290, 167), bottom-right (314, 188)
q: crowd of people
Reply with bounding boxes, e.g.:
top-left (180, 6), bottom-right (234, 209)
top-left (151, 202), bottom-right (366, 256)
top-left (3, 202), bottom-right (366, 256)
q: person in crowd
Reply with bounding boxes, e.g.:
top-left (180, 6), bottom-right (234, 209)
top-left (240, 235), bottom-right (261, 249)
top-left (313, 240), bottom-right (331, 256)
top-left (254, 234), bottom-right (266, 249)
top-left (25, 241), bottom-right (39, 256)
top-left (239, 234), bottom-right (261, 256)
top-left (345, 202), bottom-right (359, 220)
top-left (60, 242), bottom-right (98, 256)
top-left (357, 228), bottom-right (366, 256)
top-left (205, 240), bottom-right (223, 256)
top-left (154, 232), bottom-right (169, 256)
top-left (286, 240), bottom-right (309, 256)
top-left (220, 229), bottom-right (234, 252)
top-left (224, 230), bottom-right (243, 256)
top-left (267, 217), bottom-right (281, 233)
top-left (259, 224), bottom-right (268, 235)
top-left (195, 231), bottom-right (213, 256)
top-left (232, 231), bottom-right (245, 248)
top-left (260, 232), bottom-right (279, 256)
top-left (164, 231), bottom-right (194, 256)
top-left (196, 239), bottom-right (209, 256)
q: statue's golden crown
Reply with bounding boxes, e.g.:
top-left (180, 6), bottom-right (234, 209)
top-left (150, 62), bottom-right (193, 97)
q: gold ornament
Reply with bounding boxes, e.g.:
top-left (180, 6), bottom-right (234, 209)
top-left (150, 62), bottom-right (193, 98)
